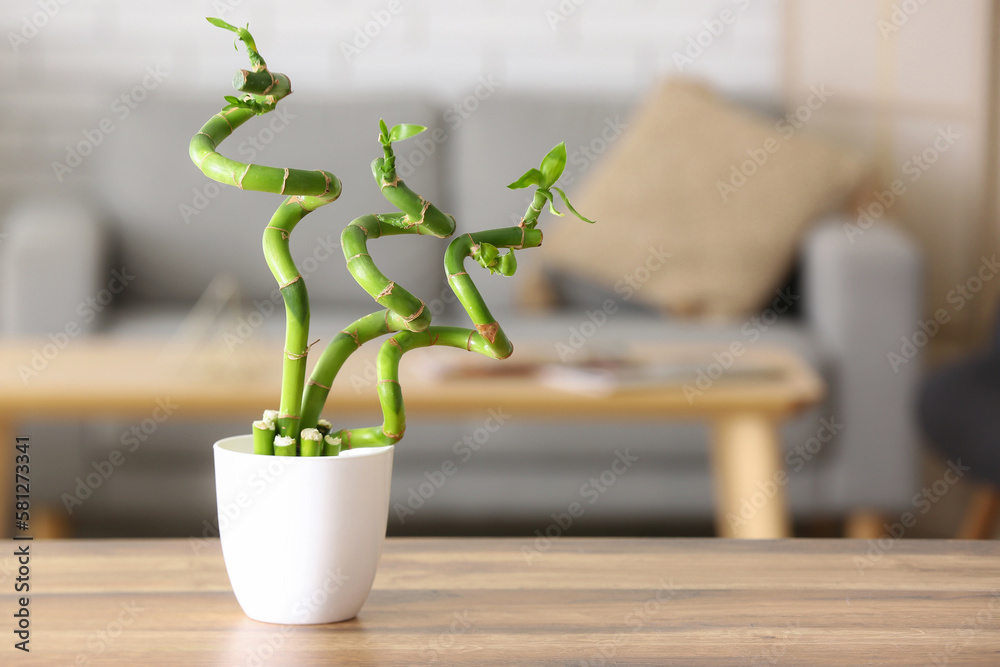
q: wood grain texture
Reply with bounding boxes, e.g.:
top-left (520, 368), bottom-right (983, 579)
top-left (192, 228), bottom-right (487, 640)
top-left (1, 537), bottom-right (998, 666)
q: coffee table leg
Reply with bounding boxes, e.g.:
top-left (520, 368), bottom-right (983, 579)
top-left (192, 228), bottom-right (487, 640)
top-left (711, 413), bottom-right (791, 539)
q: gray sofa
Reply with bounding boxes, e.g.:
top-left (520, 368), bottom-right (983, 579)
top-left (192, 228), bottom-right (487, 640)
top-left (0, 92), bottom-right (923, 536)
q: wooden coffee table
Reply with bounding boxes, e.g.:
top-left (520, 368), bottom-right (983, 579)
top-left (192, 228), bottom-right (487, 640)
top-left (0, 338), bottom-right (823, 538)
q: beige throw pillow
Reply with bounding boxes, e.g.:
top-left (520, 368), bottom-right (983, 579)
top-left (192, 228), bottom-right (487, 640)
top-left (521, 78), bottom-right (865, 318)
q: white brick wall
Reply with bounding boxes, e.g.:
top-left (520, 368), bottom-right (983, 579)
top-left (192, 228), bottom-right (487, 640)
top-left (0, 0), bottom-right (783, 203)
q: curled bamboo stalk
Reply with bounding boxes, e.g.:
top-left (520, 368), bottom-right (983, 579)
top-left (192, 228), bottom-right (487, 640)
top-left (193, 19), bottom-right (593, 456)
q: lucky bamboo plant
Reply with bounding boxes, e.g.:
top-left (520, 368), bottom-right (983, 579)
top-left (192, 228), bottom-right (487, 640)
top-left (190, 19), bottom-right (593, 457)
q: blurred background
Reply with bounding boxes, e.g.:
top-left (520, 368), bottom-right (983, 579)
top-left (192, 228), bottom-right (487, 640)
top-left (1, 0), bottom-right (998, 541)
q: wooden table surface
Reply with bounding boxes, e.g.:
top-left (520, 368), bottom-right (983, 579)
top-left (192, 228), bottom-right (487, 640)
top-left (3, 537), bottom-right (998, 666)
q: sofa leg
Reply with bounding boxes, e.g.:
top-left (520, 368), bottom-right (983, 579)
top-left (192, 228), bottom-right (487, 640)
top-left (845, 511), bottom-right (887, 539)
top-left (957, 486), bottom-right (1000, 540)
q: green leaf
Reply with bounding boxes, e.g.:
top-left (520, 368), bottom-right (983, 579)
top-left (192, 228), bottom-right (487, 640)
top-left (473, 242), bottom-right (499, 267)
top-left (378, 118), bottom-right (389, 141)
top-left (388, 124), bottom-right (427, 142)
top-left (539, 188), bottom-right (563, 217)
top-left (507, 168), bottom-right (545, 190)
top-left (553, 187), bottom-right (596, 223)
top-left (497, 251), bottom-right (517, 276)
top-left (206, 17), bottom-right (238, 32)
top-left (538, 142), bottom-right (567, 188)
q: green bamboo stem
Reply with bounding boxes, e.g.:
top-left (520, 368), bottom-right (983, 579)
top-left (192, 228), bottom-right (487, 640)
top-left (374, 143), bottom-right (455, 239)
top-left (520, 190), bottom-right (547, 228)
top-left (323, 435), bottom-right (342, 456)
top-left (190, 25), bottom-right (342, 447)
top-left (329, 326), bottom-right (499, 450)
top-left (252, 420), bottom-right (276, 455)
top-left (341, 214), bottom-right (436, 333)
top-left (299, 309), bottom-right (410, 431)
top-left (273, 434), bottom-right (296, 456)
top-left (300, 428), bottom-right (322, 457)
top-left (445, 227), bottom-right (543, 359)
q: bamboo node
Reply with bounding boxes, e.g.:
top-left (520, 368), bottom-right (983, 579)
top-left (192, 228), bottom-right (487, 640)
top-left (279, 275), bottom-right (301, 289)
top-left (263, 71), bottom-right (277, 94)
top-left (196, 150), bottom-right (215, 170)
top-left (236, 163), bottom-right (253, 190)
top-left (280, 168), bottom-right (290, 195)
top-left (285, 338), bottom-right (320, 360)
top-left (215, 112), bottom-right (234, 132)
top-left (402, 301), bottom-right (425, 322)
top-left (197, 132), bottom-right (216, 149)
top-left (339, 328), bottom-right (361, 348)
top-left (307, 379), bottom-right (331, 390)
top-left (376, 281), bottom-right (395, 299)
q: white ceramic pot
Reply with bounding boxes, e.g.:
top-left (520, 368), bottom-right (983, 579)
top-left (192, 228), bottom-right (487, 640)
top-left (213, 435), bottom-right (394, 624)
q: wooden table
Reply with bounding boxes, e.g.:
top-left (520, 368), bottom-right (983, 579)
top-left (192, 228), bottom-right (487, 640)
top-left (0, 338), bottom-right (823, 538)
top-left (3, 537), bottom-right (998, 665)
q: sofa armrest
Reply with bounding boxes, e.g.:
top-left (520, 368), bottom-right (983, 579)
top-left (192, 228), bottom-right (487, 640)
top-left (1, 200), bottom-right (110, 336)
top-left (802, 216), bottom-right (923, 512)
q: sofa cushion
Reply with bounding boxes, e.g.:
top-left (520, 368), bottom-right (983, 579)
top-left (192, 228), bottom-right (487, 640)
top-left (91, 97), bottom-right (448, 307)
top-left (524, 79), bottom-right (866, 318)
